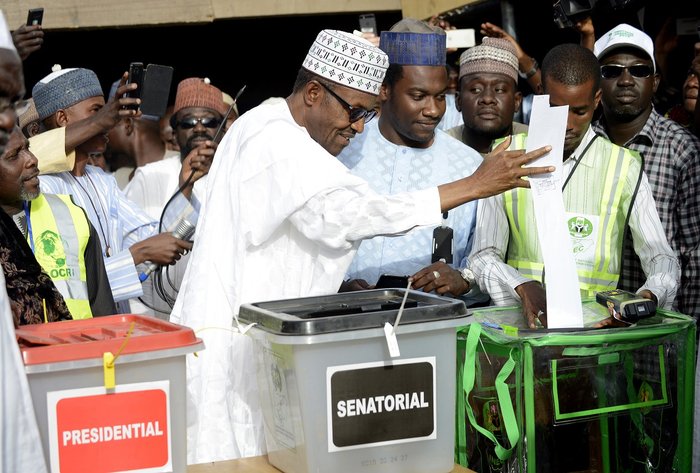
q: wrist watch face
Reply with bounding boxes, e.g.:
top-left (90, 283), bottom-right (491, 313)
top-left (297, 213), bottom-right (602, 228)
top-left (460, 267), bottom-right (476, 286)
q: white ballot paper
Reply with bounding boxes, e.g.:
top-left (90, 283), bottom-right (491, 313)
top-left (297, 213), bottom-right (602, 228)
top-left (525, 95), bottom-right (583, 328)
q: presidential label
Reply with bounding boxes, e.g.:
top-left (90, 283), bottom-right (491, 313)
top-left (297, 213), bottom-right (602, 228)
top-left (326, 357), bottom-right (436, 451)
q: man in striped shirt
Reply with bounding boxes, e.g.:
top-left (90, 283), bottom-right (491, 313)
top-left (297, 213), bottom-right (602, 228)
top-left (593, 24), bottom-right (700, 320)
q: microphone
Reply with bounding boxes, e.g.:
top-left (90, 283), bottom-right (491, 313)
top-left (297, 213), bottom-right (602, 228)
top-left (139, 218), bottom-right (196, 282)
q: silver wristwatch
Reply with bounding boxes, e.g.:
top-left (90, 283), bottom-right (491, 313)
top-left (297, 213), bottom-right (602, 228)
top-left (459, 267), bottom-right (476, 289)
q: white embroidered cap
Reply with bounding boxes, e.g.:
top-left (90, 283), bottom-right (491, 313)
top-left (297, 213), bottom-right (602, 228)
top-left (303, 29), bottom-right (389, 96)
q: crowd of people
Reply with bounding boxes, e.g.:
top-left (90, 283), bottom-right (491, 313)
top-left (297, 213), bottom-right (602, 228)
top-left (1, 6), bottom-right (700, 471)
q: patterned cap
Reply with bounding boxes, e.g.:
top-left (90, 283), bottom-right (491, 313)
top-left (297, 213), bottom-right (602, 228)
top-left (380, 18), bottom-right (446, 67)
top-left (0, 11), bottom-right (17, 53)
top-left (458, 37), bottom-right (519, 83)
top-left (303, 29), bottom-right (389, 95)
top-left (32, 67), bottom-right (104, 120)
top-left (17, 98), bottom-right (39, 129)
top-left (594, 23), bottom-right (656, 71)
top-left (173, 77), bottom-right (228, 117)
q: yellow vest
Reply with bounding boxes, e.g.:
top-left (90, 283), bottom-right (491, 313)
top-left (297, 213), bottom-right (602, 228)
top-left (28, 194), bottom-right (92, 319)
top-left (502, 133), bottom-right (642, 298)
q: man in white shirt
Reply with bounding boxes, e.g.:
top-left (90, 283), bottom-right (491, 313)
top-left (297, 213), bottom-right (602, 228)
top-left (170, 28), bottom-right (554, 463)
top-left (468, 43), bottom-right (679, 329)
top-left (124, 77), bottom-right (227, 317)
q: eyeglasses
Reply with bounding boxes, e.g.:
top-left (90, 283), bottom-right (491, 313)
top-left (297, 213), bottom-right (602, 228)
top-left (176, 116), bottom-right (221, 129)
top-left (318, 82), bottom-right (377, 124)
top-left (600, 64), bottom-right (654, 80)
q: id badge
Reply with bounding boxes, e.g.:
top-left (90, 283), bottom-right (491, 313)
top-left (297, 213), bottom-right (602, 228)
top-left (432, 226), bottom-right (453, 263)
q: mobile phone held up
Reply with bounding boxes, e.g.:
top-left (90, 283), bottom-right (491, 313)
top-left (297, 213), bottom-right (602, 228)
top-left (27, 8), bottom-right (44, 26)
top-left (125, 62), bottom-right (144, 111)
top-left (359, 13), bottom-right (377, 35)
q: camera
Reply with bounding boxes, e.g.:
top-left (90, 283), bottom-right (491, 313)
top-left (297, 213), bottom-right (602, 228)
top-left (553, 0), bottom-right (637, 29)
top-left (553, 0), bottom-right (596, 29)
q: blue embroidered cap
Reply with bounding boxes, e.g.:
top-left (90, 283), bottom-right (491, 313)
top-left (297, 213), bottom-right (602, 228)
top-left (33, 66), bottom-right (104, 120)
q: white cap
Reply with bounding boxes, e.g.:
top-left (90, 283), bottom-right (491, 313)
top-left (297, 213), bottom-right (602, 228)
top-left (303, 30), bottom-right (389, 96)
top-left (594, 23), bottom-right (656, 71)
top-left (0, 10), bottom-right (18, 53)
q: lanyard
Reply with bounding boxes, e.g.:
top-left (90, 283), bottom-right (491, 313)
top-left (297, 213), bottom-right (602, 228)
top-left (23, 200), bottom-right (34, 252)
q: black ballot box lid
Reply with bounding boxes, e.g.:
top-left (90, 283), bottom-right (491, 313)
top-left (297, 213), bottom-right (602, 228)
top-left (239, 288), bottom-right (468, 336)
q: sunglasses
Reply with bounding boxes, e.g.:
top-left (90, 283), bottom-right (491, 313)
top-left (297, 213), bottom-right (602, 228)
top-left (177, 116), bottom-right (221, 129)
top-left (600, 64), bottom-right (654, 80)
top-left (318, 82), bottom-right (377, 124)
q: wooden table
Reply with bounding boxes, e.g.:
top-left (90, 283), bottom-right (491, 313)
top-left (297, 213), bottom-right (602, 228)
top-left (188, 455), bottom-right (475, 472)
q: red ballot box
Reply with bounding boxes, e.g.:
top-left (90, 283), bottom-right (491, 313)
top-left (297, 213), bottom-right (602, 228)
top-left (16, 314), bottom-right (204, 473)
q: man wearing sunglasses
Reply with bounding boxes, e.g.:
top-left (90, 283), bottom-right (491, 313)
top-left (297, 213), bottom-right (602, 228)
top-left (592, 23), bottom-right (700, 321)
top-left (337, 19), bottom-right (486, 304)
top-left (170, 28), bottom-right (554, 463)
top-left (124, 77), bottom-right (228, 317)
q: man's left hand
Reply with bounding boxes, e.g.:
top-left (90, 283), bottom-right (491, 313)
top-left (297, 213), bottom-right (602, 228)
top-left (411, 262), bottom-right (468, 296)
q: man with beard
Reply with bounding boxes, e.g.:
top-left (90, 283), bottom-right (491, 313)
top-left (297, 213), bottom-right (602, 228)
top-left (468, 43), bottom-right (678, 330)
top-left (32, 67), bottom-right (192, 313)
top-left (592, 24), bottom-right (700, 321)
top-left (0, 13), bottom-right (53, 472)
top-left (337, 18), bottom-right (486, 304)
top-left (447, 37), bottom-right (528, 156)
top-left (0, 11), bottom-right (72, 328)
top-left (0, 125), bottom-right (115, 319)
top-left (124, 77), bottom-right (226, 316)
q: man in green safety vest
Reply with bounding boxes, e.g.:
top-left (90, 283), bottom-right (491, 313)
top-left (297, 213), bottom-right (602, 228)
top-left (468, 43), bottom-right (679, 329)
top-left (0, 125), bottom-right (116, 319)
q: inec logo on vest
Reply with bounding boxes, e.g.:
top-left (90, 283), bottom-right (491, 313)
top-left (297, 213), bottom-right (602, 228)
top-left (568, 216), bottom-right (593, 238)
top-left (37, 230), bottom-right (75, 278)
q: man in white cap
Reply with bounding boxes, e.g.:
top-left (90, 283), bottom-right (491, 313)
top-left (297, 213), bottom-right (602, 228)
top-left (0, 12), bottom-right (23, 156)
top-left (0, 10), bottom-right (49, 473)
top-left (448, 36), bottom-right (528, 156)
top-left (171, 28), bottom-right (554, 463)
top-left (337, 18), bottom-right (486, 305)
top-left (592, 23), bottom-right (700, 321)
top-left (33, 67), bottom-right (193, 313)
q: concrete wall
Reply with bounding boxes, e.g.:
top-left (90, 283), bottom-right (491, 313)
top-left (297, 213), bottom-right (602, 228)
top-left (3, 0), bottom-right (475, 30)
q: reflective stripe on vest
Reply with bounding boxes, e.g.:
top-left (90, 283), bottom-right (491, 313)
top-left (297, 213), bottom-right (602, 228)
top-left (29, 194), bottom-right (92, 319)
top-left (503, 133), bottom-right (641, 297)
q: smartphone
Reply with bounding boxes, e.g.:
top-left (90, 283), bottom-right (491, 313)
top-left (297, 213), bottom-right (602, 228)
top-left (125, 62), bottom-right (144, 111)
top-left (375, 274), bottom-right (410, 289)
top-left (359, 13), bottom-right (377, 35)
top-left (26, 7), bottom-right (44, 26)
top-left (431, 226), bottom-right (453, 263)
top-left (140, 64), bottom-right (174, 117)
top-left (445, 29), bottom-right (475, 49)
